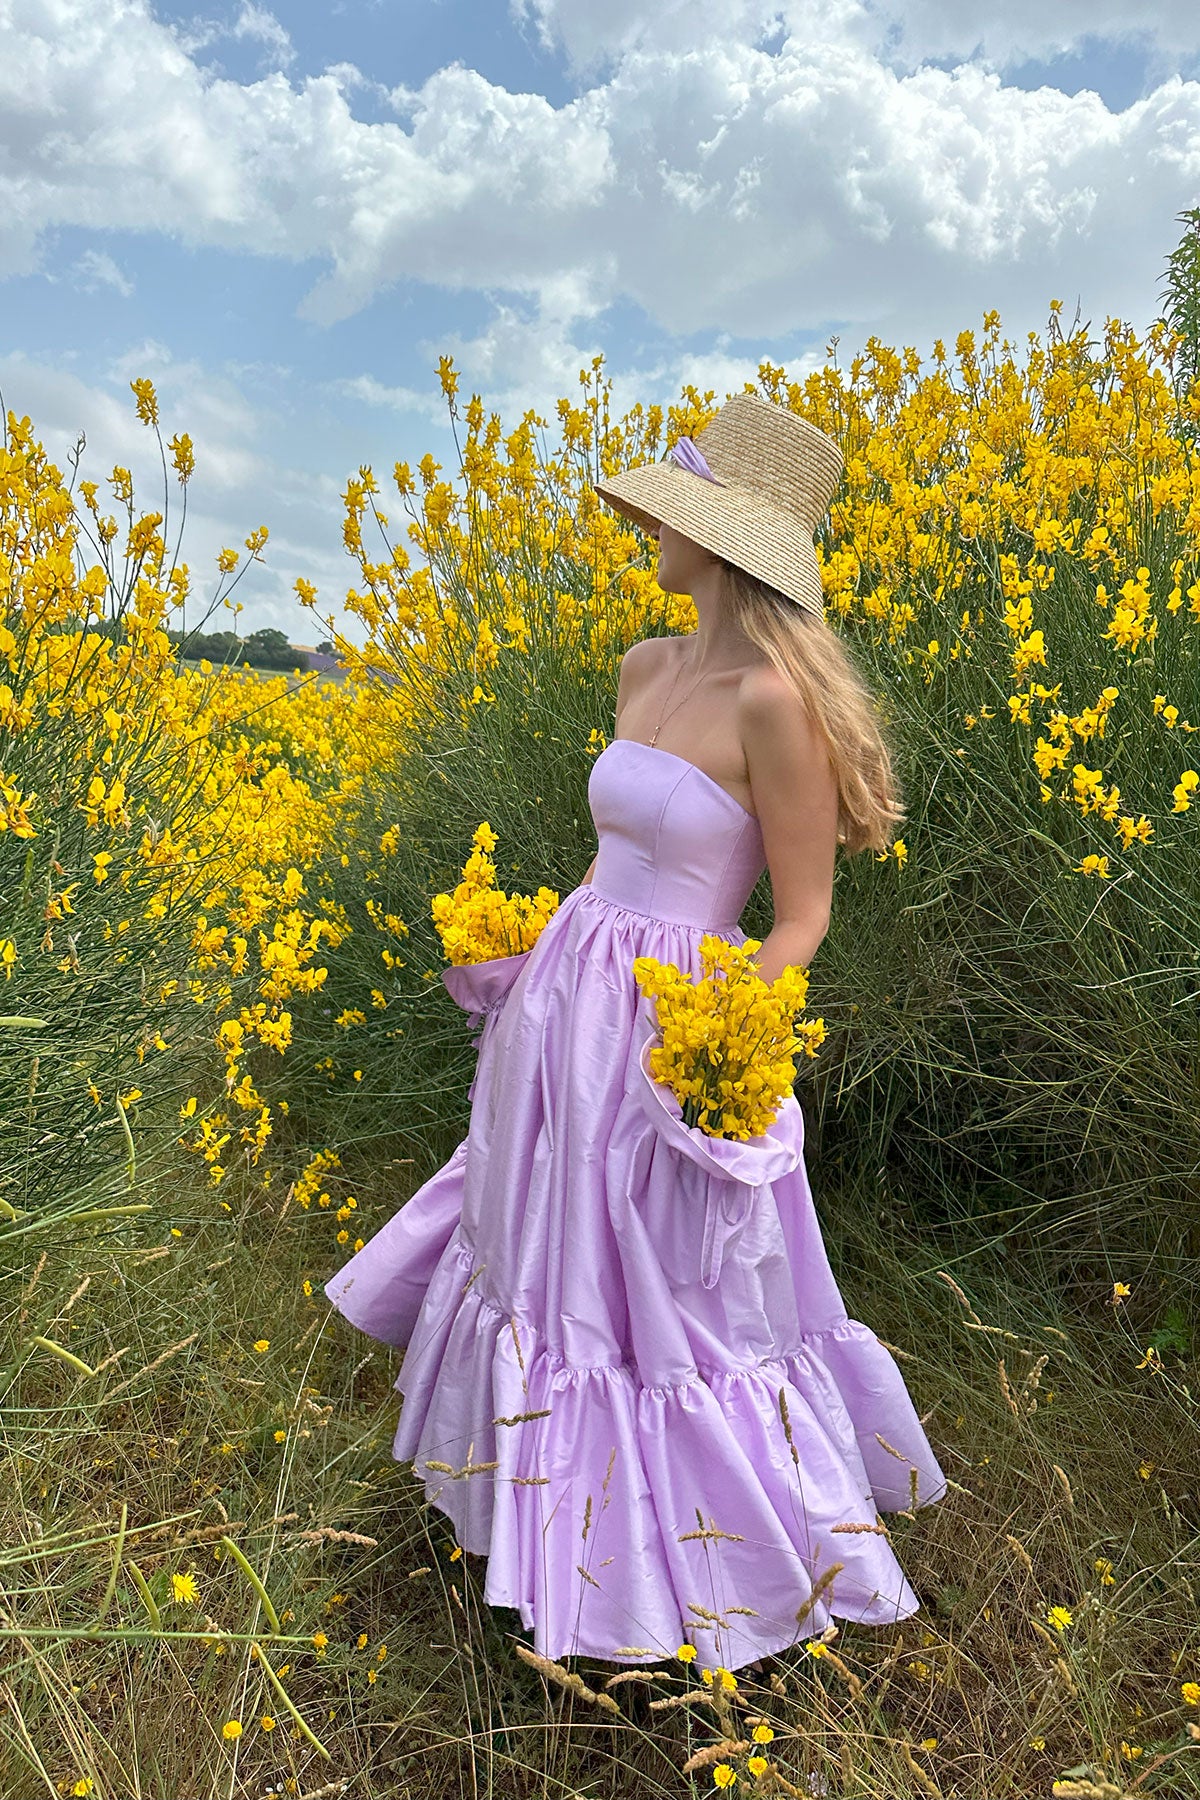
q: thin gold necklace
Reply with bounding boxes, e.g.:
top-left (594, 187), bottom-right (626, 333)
top-left (649, 648), bottom-right (715, 748)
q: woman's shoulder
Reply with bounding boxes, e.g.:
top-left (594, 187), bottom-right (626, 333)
top-left (618, 632), bottom-right (686, 689)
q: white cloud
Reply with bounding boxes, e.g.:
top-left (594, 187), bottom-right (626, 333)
top-left (231, 1), bottom-right (295, 67)
top-left (519, 0), bottom-right (1200, 75)
top-left (2, 0), bottom-right (1196, 362)
top-left (60, 247), bottom-right (135, 296)
top-left (2, 0), bottom-right (1199, 622)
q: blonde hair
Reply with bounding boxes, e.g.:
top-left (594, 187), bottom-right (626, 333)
top-left (720, 561), bottom-right (906, 856)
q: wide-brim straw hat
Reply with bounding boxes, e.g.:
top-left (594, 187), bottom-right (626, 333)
top-left (593, 391), bottom-right (844, 620)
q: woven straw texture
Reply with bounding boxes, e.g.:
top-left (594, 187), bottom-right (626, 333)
top-left (593, 392), bottom-right (845, 618)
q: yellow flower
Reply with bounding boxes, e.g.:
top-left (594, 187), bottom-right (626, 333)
top-left (260, 1716), bottom-right (276, 1731)
top-left (747, 1755), bottom-right (768, 1776)
top-left (676, 1643), bottom-right (697, 1662)
top-left (712, 1767), bottom-right (736, 1790)
top-left (253, 1339), bottom-right (269, 1353)
top-left (1182, 1681), bottom-right (1200, 1705)
top-left (221, 1719), bottom-right (242, 1740)
top-left (1046, 1605), bottom-right (1073, 1631)
top-left (751, 1724), bottom-right (774, 1743)
top-left (171, 1571), bottom-right (199, 1604)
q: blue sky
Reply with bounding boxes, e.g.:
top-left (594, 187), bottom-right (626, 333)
top-left (2, 0), bottom-right (1199, 644)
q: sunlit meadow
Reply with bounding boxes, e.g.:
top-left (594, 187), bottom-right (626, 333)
top-left (2, 303), bottom-right (1199, 1798)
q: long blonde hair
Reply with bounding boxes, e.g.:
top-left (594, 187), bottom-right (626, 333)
top-left (721, 562), bottom-right (906, 856)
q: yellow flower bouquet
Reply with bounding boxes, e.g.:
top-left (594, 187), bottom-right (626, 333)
top-left (631, 936), bottom-right (826, 1289)
top-left (433, 822), bottom-right (559, 1035)
top-left (633, 935), bottom-right (824, 1140)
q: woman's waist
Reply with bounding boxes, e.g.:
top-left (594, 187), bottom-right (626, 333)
top-left (578, 879), bottom-right (743, 935)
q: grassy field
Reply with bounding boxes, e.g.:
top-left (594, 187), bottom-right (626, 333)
top-left (3, 321), bottom-right (1200, 1798)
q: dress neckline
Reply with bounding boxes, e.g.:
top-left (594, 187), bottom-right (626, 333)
top-left (607, 736), bottom-right (760, 827)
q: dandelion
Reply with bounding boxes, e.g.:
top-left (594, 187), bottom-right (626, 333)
top-left (1047, 1605), bottom-right (1073, 1631)
top-left (677, 1643), bottom-right (697, 1662)
top-left (171, 1571), bottom-right (199, 1605)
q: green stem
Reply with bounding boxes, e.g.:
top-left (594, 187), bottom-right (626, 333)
top-left (219, 1535), bottom-right (282, 1635)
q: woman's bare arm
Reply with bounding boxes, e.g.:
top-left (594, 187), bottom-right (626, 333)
top-left (738, 664), bottom-right (838, 982)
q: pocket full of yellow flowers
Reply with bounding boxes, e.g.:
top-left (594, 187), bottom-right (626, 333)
top-left (433, 821), bottom-right (559, 1029)
top-left (632, 935), bottom-right (826, 1143)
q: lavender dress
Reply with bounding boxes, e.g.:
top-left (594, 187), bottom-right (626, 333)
top-left (325, 736), bottom-right (947, 1669)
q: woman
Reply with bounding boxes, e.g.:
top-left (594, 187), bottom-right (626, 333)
top-left (325, 392), bottom-right (947, 1673)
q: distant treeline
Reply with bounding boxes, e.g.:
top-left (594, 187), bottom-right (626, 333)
top-left (170, 626), bottom-right (307, 670)
top-left (80, 617), bottom-right (317, 670)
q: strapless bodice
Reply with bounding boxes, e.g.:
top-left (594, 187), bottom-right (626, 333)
top-left (586, 738), bottom-right (766, 930)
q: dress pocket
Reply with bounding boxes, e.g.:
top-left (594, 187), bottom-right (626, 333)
top-left (442, 949), bottom-right (534, 1051)
top-left (634, 1036), bottom-right (806, 1289)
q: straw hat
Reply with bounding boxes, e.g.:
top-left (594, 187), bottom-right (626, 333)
top-left (593, 392), bottom-right (844, 620)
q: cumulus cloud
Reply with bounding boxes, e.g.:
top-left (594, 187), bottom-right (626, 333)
top-left (2, 0), bottom-right (1196, 366)
top-left (2, 0), bottom-right (1199, 579)
top-left (518, 0), bottom-right (1200, 75)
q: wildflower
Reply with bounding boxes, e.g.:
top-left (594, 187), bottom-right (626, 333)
top-left (261, 1716), bottom-right (276, 1731)
top-left (253, 1339), bottom-right (269, 1354)
top-left (751, 1724), bottom-right (774, 1743)
top-left (747, 1755), bottom-right (768, 1776)
top-left (1046, 1605), bottom-right (1073, 1631)
top-left (677, 1643), bottom-right (697, 1662)
top-left (221, 1720), bottom-right (242, 1740)
top-left (71, 1783), bottom-right (94, 1797)
top-left (1111, 1282), bottom-right (1131, 1305)
top-left (635, 936), bottom-right (817, 1140)
top-left (312, 1631), bottom-right (328, 1656)
top-left (712, 1767), bottom-right (736, 1790)
top-left (1182, 1681), bottom-right (1200, 1706)
top-left (171, 1571), bottom-right (199, 1605)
